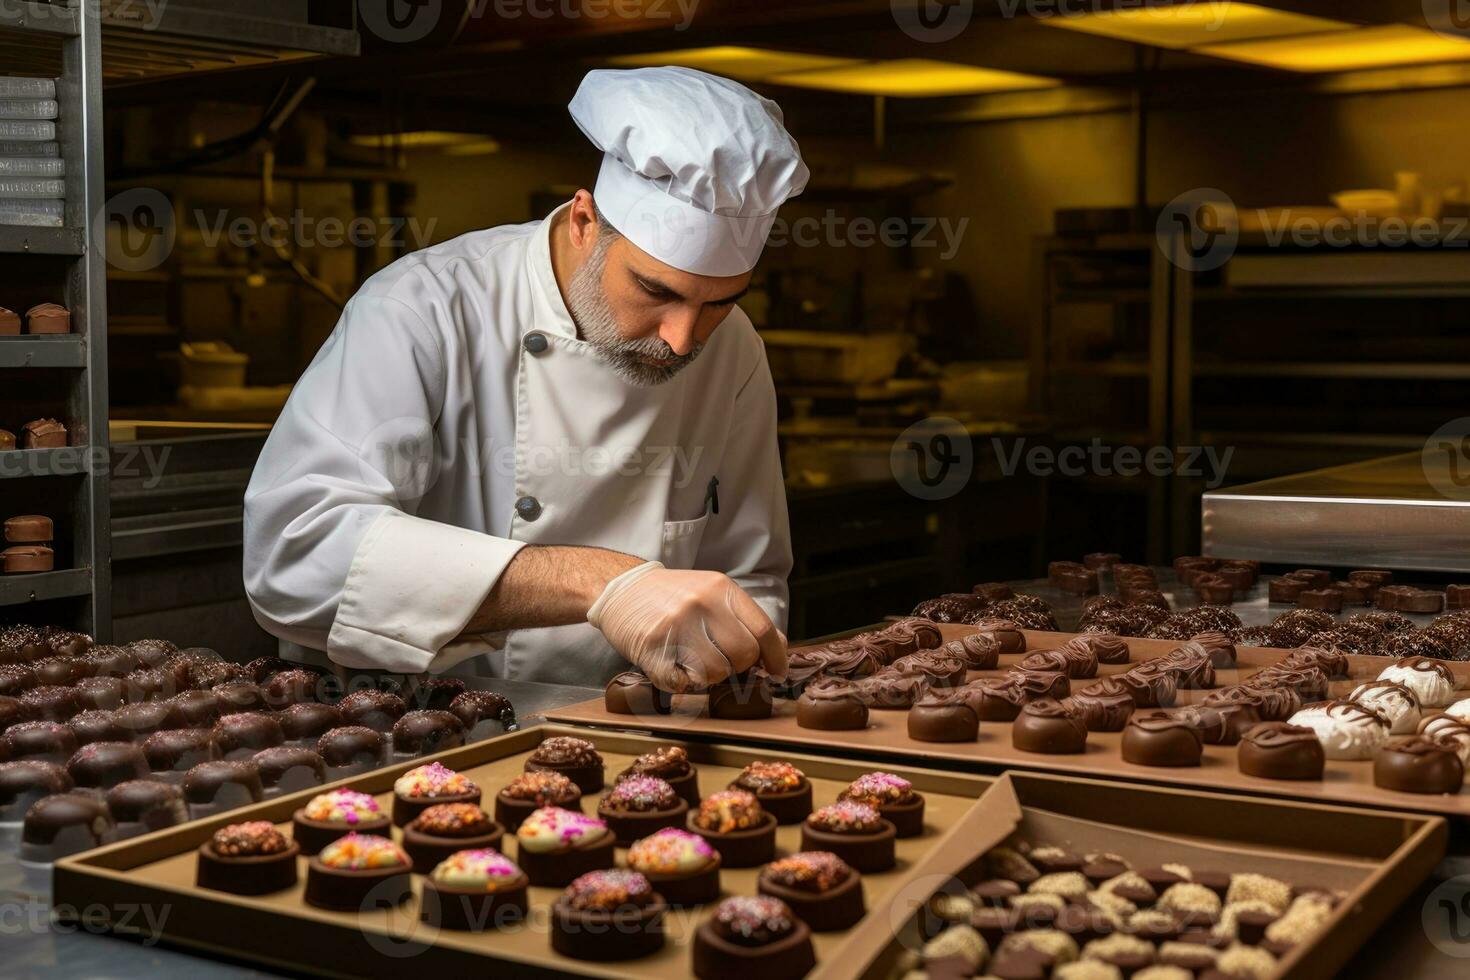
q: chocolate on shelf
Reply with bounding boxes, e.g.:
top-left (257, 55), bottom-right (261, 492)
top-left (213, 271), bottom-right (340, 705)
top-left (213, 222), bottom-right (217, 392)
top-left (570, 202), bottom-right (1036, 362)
top-left (1374, 735), bottom-right (1465, 794)
top-left (513, 806), bottom-right (616, 887)
top-left (1122, 711), bottom-right (1204, 767)
top-left (757, 851), bottom-right (865, 932)
top-left (493, 770), bottom-right (582, 831)
top-left (797, 678), bottom-right (870, 731)
top-left (688, 789), bottom-right (778, 867)
top-left (20, 791), bottom-right (113, 862)
top-left (1013, 699), bottom-right (1088, 755)
top-left (292, 789), bottom-right (390, 855)
top-left (420, 848), bottom-right (529, 931)
top-left (730, 761), bottom-right (811, 824)
top-left (524, 734), bottom-right (604, 793)
top-left (403, 802), bottom-right (505, 874)
top-left (799, 802), bottom-right (895, 873)
top-left (552, 869), bottom-right (667, 961)
top-left (838, 771), bottom-right (925, 838)
top-left (625, 826), bottom-right (721, 906)
top-left (391, 709), bottom-right (467, 757)
top-left (693, 895), bottom-right (814, 980)
top-left (304, 832), bottom-right (412, 911)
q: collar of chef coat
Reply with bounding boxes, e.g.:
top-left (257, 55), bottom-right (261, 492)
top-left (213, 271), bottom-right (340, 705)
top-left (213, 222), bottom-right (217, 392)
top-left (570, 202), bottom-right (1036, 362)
top-left (524, 202), bottom-right (580, 342)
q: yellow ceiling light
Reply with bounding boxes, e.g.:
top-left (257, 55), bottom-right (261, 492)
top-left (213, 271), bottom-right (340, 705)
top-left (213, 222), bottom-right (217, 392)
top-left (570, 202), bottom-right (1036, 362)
top-left (350, 131), bottom-right (491, 150)
top-left (1197, 24), bottom-right (1470, 72)
top-left (607, 46), bottom-right (861, 82)
top-left (1038, 2), bottom-right (1349, 49)
top-left (766, 58), bottom-right (1059, 98)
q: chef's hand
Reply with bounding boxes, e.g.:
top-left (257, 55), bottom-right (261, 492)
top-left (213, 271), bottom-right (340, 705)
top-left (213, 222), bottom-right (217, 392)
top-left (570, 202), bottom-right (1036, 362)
top-left (587, 561), bottom-right (787, 693)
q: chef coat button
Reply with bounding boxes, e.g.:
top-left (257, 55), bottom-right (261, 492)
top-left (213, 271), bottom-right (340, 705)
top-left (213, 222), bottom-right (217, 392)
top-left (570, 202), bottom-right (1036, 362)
top-left (515, 496), bottom-right (543, 521)
top-left (523, 332), bottom-right (549, 354)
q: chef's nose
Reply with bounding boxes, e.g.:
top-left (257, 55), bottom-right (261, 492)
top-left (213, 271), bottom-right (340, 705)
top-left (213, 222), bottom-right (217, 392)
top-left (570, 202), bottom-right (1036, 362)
top-left (658, 308), bottom-right (700, 357)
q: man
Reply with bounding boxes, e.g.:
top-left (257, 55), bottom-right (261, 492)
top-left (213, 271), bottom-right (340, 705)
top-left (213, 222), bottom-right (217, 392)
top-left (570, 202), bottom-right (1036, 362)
top-left (242, 67), bottom-right (807, 693)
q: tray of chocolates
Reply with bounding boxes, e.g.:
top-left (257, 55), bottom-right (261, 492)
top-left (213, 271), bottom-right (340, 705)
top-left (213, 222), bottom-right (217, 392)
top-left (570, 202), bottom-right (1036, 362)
top-left (52, 725), bottom-right (995, 978)
top-left (826, 771), bottom-right (1445, 980)
top-left (547, 620), bottom-right (1470, 820)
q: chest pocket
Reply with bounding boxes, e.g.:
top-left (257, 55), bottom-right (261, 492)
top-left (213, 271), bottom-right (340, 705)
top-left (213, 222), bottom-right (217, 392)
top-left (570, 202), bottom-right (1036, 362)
top-left (660, 512), bottom-right (710, 569)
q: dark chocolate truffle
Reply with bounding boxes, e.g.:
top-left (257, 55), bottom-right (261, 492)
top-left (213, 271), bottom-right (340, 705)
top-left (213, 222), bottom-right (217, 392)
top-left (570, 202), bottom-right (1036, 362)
top-left (1238, 722), bottom-right (1325, 781)
top-left (316, 725), bottom-right (386, 770)
top-left (253, 746), bottom-right (326, 792)
top-left (5, 720), bottom-right (79, 762)
top-left (410, 677), bottom-right (467, 712)
top-left (73, 676), bottom-right (127, 712)
top-left (797, 679), bottom-right (870, 731)
top-left (66, 741), bottom-right (150, 789)
top-left (212, 712), bottom-right (284, 759)
top-left (1012, 699), bottom-right (1088, 754)
top-left (262, 668), bottom-right (324, 709)
top-left (1122, 711), bottom-right (1204, 767)
top-left (907, 691), bottom-right (979, 743)
top-left (448, 690), bottom-right (517, 733)
top-left (337, 689), bottom-right (407, 732)
top-left (68, 709), bottom-right (128, 745)
top-left (1063, 680), bottom-right (1136, 732)
top-left (391, 709), bottom-right (466, 756)
top-left (20, 685), bottom-right (82, 722)
top-left (106, 780), bottom-right (188, 833)
top-left (21, 792), bottom-right (113, 861)
top-left (143, 728), bottom-right (217, 772)
top-left (210, 681), bottom-right (268, 715)
top-left (167, 689), bottom-right (222, 728)
top-left (182, 760), bottom-right (264, 810)
top-left (277, 702), bottom-right (344, 742)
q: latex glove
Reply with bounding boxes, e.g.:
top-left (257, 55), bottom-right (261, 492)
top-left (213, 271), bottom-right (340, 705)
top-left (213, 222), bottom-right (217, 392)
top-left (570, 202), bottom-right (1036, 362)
top-left (587, 561), bottom-right (787, 693)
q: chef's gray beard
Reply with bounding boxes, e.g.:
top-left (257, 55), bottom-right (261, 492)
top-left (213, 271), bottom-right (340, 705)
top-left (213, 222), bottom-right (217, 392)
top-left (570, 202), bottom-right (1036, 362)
top-left (567, 216), bottom-right (702, 387)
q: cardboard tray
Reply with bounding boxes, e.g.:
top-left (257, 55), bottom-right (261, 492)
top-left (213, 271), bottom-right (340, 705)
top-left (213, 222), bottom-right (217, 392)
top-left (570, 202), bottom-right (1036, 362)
top-left (52, 724), bottom-right (995, 979)
top-left (822, 771), bottom-right (1448, 980)
top-left (545, 626), bottom-right (1470, 820)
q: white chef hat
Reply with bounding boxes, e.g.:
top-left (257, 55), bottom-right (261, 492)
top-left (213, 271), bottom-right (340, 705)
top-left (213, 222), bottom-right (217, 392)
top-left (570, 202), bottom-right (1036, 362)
top-left (568, 66), bottom-right (809, 278)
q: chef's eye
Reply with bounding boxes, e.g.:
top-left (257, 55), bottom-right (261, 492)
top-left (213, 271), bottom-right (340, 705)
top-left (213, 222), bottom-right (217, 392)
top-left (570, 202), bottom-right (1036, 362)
top-left (635, 276), bottom-right (679, 302)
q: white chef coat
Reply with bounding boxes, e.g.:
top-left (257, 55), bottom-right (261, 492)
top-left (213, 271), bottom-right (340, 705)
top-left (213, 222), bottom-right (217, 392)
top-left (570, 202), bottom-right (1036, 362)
top-left (242, 204), bottom-right (791, 685)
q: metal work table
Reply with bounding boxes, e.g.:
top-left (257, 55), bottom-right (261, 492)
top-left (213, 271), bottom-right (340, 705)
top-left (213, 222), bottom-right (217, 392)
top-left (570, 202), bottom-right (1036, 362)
top-left (1202, 451), bottom-right (1470, 573)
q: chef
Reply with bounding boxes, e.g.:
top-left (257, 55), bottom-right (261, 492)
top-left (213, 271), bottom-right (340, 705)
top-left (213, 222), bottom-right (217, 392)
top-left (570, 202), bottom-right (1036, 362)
top-left (242, 67), bottom-right (806, 694)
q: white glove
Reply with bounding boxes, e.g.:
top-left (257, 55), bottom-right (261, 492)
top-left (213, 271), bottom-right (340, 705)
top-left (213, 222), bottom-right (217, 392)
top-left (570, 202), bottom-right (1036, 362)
top-left (587, 561), bottom-right (787, 693)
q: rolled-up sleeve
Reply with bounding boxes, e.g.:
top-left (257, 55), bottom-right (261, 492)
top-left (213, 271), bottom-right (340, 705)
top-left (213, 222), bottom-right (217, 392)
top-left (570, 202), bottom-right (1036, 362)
top-left (242, 293), bottom-right (524, 673)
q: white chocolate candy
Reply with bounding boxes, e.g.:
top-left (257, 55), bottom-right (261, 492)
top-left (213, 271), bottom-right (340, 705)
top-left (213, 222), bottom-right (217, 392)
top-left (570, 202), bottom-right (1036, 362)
top-left (1348, 681), bottom-right (1421, 735)
top-left (1378, 658), bottom-right (1457, 708)
top-left (1445, 699), bottom-right (1470, 721)
top-left (1419, 715), bottom-right (1470, 766)
top-left (1288, 701), bottom-right (1389, 760)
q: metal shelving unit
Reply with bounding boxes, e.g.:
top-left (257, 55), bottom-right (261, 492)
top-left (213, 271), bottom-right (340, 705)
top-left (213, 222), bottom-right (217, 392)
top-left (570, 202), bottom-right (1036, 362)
top-left (1, 0), bottom-right (110, 637)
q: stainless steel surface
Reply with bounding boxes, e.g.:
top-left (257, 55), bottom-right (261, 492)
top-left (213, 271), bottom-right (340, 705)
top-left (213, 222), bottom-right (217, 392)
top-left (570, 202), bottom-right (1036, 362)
top-left (1203, 451), bottom-right (1470, 572)
top-left (0, 677), bottom-right (598, 980)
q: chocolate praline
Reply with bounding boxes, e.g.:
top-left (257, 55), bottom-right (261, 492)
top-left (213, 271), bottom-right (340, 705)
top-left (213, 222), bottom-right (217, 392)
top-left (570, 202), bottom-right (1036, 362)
top-left (182, 760), bottom-right (264, 812)
top-left (143, 728), bottom-right (217, 773)
top-left (797, 679), bottom-right (870, 731)
top-left (1007, 669), bottom-right (1071, 701)
top-left (210, 681), bottom-right (268, 715)
top-left (390, 709), bottom-right (466, 757)
top-left (212, 712), bottom-right (284, 759)
top-left (756, 852), bottom-right (865, 932)
top-left (1012, 699), bottom-right (1088, 754)
top-left (73, 676), bottom-right (127, 712)
top-left (1062, 634), bottom-right (1130, 666)
top-left (968, 618), bottom-right (1026, 653)
top-left (261, 668), bottom-right (325, 709)
top-left (106, 780), bottom-right (188, 834)
top-left (957, 677), bottom-right (1028, 721)
top-left (448, 690), bottom-right (517, 735)
top-left (253, 746), bottom-right (326, 793)
top-left (597, 776), bottom-right (689, 845)
top-left (838, 772), bottom-right (925, 839)
top-left (122, 668), bottom-right (180, 703)
top-left (21, 791), bottom-right (114, 861)
top-left (304, 834), bottom-right (413, 910)
top-left (494, 771), bottom-right (583, 831)
top-left (551, 869), bottom-right (667, 961)
top-left (890, 651), bottom-right (969, 687)
top-left (1374, 736), bottom-right (1465, 794)
top-left (20, 685), bottom-right (82, 722)
top-left (1238, 722), bottom-right (1325, 781)
top-left (0, 664), bottom-right (37, 697)
top-left (316, 725), bottom-right (386, 772)
top-left (692, 895), bottom-right (815, 980)
top-left (604, 672), bottom-right (674, 716)
top-left (799, 802), bottom-right (896, 873)
top-left (402, 803), bottom-right (505, 874)
top-left (243, 656), bottom-right (293, 683)
top-left (197, 821), bottom-right (300, 896)
top-left (68, 709), bottom-right (128, 745)
top-left (617, 745), bottom-right (700, 808)
top-left (852, 672), bottom-right (927, 710)
top-left (408, 676), bottom-right (466, 712)
top-left (5, 720), bottom-right (79, 762)
top-left (730, 762), bottom-right (812, 824)
top-left (66, 741), bottom-right (150, 789)
top-left (125, 639), bottom-right (177, 668)
top-left (688, 790), bottom-right (778, 867)
top-left (336, 688), bottom-right (408, 732)
top-left (167, 689), bottom-right (222, 728)
top-left (392, 762), bottom-right (481, 826)
top-left (277, 702), bottom-right (344, 742)
top-left (907, 691), bottom-right (979, 743)
top-left (943, 633), bottom-right (1001, 671)
top-left (0, 759), bottom-right (72, 821)
top-left (1122, 711), bottom-right (1204, 767)
top-left (80, 646), bottom-right (142, 679)
top-left (525, 735), bottom-right (604, 793)
top-left (707, 671), bottom-right (774, 720)
top-left (32, 656), bottom-right (87, 687)
top-left (1062, 679), bottom-right (1136, 732)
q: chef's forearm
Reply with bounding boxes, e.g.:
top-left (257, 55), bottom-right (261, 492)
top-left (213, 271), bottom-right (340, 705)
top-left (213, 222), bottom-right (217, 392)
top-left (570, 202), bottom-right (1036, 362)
top-left (459, 544), bottom-right (645, 635)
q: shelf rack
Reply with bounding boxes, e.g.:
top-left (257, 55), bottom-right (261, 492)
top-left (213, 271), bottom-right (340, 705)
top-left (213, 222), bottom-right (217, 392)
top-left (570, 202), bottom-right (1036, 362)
top-left (0, 1), bottom-right (111, 637)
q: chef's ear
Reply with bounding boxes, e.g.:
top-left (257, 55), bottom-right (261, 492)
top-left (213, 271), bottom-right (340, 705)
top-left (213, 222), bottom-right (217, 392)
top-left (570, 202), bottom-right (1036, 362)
top-left (566, 189), bottom-right (601, 250)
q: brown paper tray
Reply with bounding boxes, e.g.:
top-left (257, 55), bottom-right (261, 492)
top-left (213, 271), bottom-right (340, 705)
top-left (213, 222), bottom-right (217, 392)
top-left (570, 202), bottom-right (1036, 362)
top-left (53, 724), bottom-right (995, 979)
top-left (545, 626), bottom-right (1470, 820)
top-left (824, 771), bottom-right (1447, 980)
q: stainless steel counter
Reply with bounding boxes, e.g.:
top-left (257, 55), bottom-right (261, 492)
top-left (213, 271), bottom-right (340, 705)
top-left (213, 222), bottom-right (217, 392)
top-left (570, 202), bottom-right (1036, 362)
top-left (1202, 451), bottom-right (1470, 572)
top-left (2, 678), bottom-right (599, 979)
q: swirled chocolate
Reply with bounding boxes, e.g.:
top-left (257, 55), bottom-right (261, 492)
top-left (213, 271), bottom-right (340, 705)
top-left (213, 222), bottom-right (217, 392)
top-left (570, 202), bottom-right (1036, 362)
top-left (852, 672), bottom-right (927, 709)
top-left (1187, 631), bottom-right (1237, 668)
top-left (912, 593), bottom-right (990, 624)
top-left (1012, 699), bottom-right (1087, 754)
top-left (907, 690), bottom-right (979, 742)
top-left (1116, 668), bottom-right (1178, 709)
top-left (1240, 683), bottom-right (1302, 722)
top-left (890, 651), bottom-right (967, 687)
top-left (1062, 682), bottom-right (1135, 732)
top-left (1062, 634), bottom-right (1129, 666)
top-left (1238, 722), bottom-right (1325, 780)
top-left (1381, 631), bottom-right (1454, 662)
top-left (1122, 710), bottom-right (1204, 766)
top-left (796, 679), bottom-right (869, 730)
top-left (955, 677), bottom-right (1028, 721)
top-left (1159, 646), bottom-right (1217, 690)
top-left (943, 634), bottom-right (1000, 670)
top-left (1251, 665), bottom-right (1329, 703)
top-left (1269, 609), bottom-right (1336, 647)
top-left (1018, 650), bottom-right (1069, 674)
top-left (1278, 646), bottom-right (1349, 679)
top-left (1007, 669), bottom-right (1070, 701)
top-left (966, 618), bottom-right (1025, 653)
top-left (1374, 735), bottom-right (1465, 794)
top-left (530, 736), bottom-right (602, 768)
top-left (988, 596), bottom-right (1059, 631)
